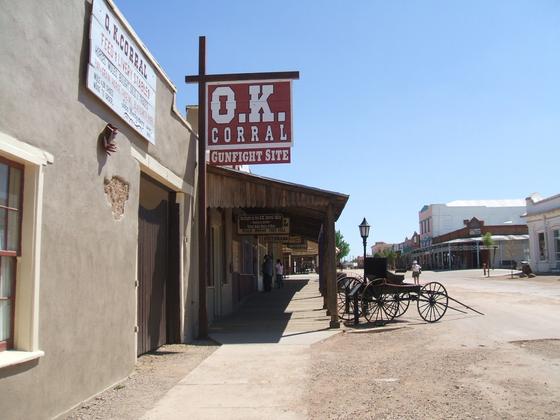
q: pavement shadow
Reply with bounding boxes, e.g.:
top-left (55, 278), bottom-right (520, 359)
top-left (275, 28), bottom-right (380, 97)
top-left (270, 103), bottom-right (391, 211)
top-left (209, 278), bottom-right (310, 344)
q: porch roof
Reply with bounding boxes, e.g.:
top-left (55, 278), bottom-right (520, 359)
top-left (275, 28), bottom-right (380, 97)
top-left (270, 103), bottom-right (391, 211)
top-left (207, 166), bottom-right (349, 241)
top-left (440, 234), bottom-right (529, 245)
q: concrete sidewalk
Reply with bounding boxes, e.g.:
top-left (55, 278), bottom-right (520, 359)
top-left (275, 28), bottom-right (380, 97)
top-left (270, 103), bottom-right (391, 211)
top-left (141, 275), bottom-right (340, 419)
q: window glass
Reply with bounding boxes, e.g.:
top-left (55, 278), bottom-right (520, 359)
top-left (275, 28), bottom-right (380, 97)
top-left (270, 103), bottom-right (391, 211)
top-left (554, 230), bottom-right (560, 260)
top-left (8, 167), bottom-right (21, 209)
top-left (538, 232), bottom-right (546, 260)
top-left (7, 211), bottom-right (19, 251)
top-left (0, 159), bottom-right (23, 350)
top-left (0, 208), bottom-right (6, 250)
top-left (0, 256), bottom-right (14, 343)
top-left (0, 301), bottom-right (10, 342)
top-left (0, 163), bottom-right (8, 207)
top-left (0, 256), bottom-right (13, 297)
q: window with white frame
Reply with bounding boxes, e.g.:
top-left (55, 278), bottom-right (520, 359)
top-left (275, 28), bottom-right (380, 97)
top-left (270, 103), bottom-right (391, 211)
top-left (554, 229), bottom-right (560, 261)
top-left (0, 158), bottom-right (23, 351)
top-left (0, 131), bottom-right (51, 366)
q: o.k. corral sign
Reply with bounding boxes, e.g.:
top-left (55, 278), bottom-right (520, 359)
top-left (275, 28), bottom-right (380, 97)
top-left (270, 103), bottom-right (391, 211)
top-left (185, 36), bottom-right (299, 337)
top-left (207, 80), bottom-right (293, 165)
top-left (87, 0), bottom-right (156, 144)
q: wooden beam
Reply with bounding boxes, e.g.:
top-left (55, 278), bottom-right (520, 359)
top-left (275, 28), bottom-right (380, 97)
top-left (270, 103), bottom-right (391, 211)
top-left (196, 36), bottom-right (208, 338)
top-left (186, 71), bottom-right (299, 84)
top-left (326, 204), bottom-right (340, 328)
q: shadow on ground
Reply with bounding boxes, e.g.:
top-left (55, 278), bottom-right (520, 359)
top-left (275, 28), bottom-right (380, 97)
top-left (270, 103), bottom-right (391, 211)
top-left (209, 278), bottom-right (312, 344)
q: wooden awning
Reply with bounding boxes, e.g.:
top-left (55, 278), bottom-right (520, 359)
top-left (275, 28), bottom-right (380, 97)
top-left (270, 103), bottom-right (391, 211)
top-left (207, 166), bottom-right (348, 241)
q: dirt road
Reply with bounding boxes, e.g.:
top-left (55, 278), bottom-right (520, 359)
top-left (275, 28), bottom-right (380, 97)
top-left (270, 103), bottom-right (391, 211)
top-left (307, 270), bottom-right (560, 419)
top-left (64, 270), bottom-right (560, 419)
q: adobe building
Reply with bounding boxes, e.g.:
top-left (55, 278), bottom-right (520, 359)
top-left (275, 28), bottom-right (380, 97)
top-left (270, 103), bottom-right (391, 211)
top-left (0, 0), bottom-right (200, 418)
top-left (0, 1), bottom-right (349, 418)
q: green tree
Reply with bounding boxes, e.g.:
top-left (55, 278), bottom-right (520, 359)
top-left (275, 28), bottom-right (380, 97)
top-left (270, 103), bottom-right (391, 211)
top-left (382, 248), bottom-right (397, 270)
top-left (482, 232), bottom-right (495, 269)
top-left (335, 230), bottom-right (350, 263)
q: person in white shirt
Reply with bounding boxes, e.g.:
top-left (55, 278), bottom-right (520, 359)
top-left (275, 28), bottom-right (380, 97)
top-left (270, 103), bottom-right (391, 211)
top-left (411, 260), bottom-right (422, 285)
top-left (275, 259), bottom-right (284, 288)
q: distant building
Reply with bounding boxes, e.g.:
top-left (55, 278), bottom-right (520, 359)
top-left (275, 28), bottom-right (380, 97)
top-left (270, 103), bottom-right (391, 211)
top-left (419, 217), bottom-right (529, 270)
top-left (523, 193), bottom-right (560, 272)
top-left (371, 241), bottom-right (393, 256)
top-left (392, 232), bottom-right (420, 269)
top-left (404, 232), bottom-right (421, 253)
top-left (398, 199), bottom-right (529, 269)
top-left (419, 199), bottom-right (526, 248)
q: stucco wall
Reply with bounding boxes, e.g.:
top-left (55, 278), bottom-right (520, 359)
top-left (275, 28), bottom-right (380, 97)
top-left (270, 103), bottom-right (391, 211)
top-left (0, 1), bottom-right (198, 418)
top-left (526, 213), bottom-right (560, 272)
top-left (524, 194), bottom-right (560, 272)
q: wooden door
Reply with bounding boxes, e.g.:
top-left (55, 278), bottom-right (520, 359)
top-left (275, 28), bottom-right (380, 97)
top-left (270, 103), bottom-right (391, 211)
top-left (137, 175), bottom-right (169, 355)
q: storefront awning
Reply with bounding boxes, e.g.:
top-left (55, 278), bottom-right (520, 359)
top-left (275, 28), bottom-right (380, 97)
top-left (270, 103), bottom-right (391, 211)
top-left (207, 166), bottom-right (349, 241)
top-left (439, 234), bottom-right (529, 245)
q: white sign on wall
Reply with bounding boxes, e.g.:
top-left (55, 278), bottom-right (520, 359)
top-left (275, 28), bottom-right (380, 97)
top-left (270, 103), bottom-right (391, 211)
top-left (87, 0), bottom-right (157, 143)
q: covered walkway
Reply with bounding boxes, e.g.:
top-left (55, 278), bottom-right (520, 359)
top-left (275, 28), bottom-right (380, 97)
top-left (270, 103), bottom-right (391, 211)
top-left (205, 166), bottom-right (349, 329)
top-left (141, 275), bottom-right (339, 419)
top-left (209, 275), bottom-right (335, 344)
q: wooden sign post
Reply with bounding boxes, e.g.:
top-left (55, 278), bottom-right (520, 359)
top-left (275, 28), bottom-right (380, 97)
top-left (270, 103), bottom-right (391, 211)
top-left (186, 36), bottom-right (298, 338)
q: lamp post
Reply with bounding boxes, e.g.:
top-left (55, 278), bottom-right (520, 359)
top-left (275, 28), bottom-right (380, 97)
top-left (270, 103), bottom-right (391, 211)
top-left (359, 218), bottom-right (370, 279)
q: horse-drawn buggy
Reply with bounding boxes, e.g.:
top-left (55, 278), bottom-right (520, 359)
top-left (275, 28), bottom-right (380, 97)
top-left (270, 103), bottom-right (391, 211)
top-left (337, 258), bottom-right (480, 325)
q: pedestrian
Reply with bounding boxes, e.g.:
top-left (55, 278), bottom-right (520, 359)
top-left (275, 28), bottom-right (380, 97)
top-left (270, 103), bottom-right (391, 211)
top-left (411, 260), bottom-right (422, 285)
top-left (275, 259), bottom-right (284, 288)
top-left (262, 254), bottom-right (273, 292)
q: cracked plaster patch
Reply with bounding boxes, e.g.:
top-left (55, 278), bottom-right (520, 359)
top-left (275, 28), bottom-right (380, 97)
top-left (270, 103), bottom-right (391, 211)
top-left (104, 176), bottom-right (129, 220)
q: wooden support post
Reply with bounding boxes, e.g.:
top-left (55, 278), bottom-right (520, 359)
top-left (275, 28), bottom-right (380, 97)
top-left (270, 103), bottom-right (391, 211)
top-left (196, 36), bottom-right (208, 338)
top-left (326, 204), bottom-right (340, 328)
top-left (186, 39), bottom-right (299, 338)
top-left (318, 225), bottom-right (328, 310)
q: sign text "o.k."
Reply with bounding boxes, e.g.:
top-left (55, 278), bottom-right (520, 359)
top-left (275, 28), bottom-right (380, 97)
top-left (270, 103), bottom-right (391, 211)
top-left (206, 80), bottom-right (293, 150)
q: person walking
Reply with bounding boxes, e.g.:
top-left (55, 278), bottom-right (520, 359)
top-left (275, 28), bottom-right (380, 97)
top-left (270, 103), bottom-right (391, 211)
top-left (411, 260), bottom-right (422, 285)
top-left (275, 259), bottom-right (284, 288)
top-left (262, 255), bottom-right (273, 292)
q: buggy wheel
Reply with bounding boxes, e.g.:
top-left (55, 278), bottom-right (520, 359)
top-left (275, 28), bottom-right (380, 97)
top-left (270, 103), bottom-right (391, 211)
top-left (417, 282), bottom-right (448, 323)
top-left (393, 293), bottom-right (410, 318)
top-left (362, 283), bottom-right (398, 324)
top-left (337, 276), bottom-right (363, 321)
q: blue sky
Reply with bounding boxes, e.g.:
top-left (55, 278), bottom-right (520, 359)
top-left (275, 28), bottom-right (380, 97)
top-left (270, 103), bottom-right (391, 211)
top-left (115, 0), bottom-right (559, 258)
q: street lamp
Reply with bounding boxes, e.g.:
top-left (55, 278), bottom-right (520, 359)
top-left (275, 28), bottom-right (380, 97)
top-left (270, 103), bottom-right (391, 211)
top-left (359, 218), bottom-right (370, 278)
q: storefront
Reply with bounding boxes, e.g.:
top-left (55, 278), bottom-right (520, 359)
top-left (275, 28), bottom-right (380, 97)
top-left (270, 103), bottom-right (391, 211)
top-left (206, 166), bottom-right (348, 325)
top-left (0, 1), bottom-right (198, 418)
top-left (408, 218), bottom-right (528, 270)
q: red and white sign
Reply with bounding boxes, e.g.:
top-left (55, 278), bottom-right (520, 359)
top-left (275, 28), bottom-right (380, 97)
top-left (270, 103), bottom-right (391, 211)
top-left (209, 147), bottom-right (291, 165)
top-left (206, 80), bottom-right (293, 165)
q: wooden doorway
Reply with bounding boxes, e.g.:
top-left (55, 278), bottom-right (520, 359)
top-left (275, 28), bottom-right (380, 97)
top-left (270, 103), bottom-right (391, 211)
top-left (137, 174), bottom-right (180, 355)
